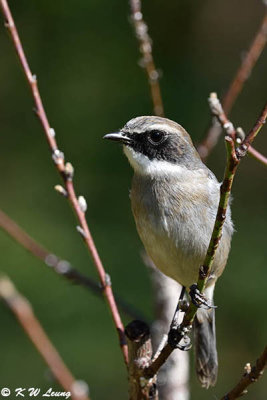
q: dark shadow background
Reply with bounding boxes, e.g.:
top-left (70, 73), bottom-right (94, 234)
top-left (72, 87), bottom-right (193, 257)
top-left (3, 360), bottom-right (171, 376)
top-left (0, 0), bottom-right (266, 398)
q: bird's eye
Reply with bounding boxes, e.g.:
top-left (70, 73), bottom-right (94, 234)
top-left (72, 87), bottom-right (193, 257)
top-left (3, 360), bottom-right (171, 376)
top-left (148, 130), bottom-right (165, 145)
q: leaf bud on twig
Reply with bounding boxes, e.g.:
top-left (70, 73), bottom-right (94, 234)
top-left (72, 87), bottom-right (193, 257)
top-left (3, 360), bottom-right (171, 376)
top-left (105, 273), bottom-right (112, 287)
top-left (76, 225), bottom-right (87, 239)
top-left (223, 121), bottom-right (235, 138)
top-left (208, 92), bottom-right (223, 115)
top-left (133, 11), bottom-right (142, 22)
top-left (244, 363), bottom-right (251, 375)
top-left (236, 127), bottom-right (246, 143)
top-left (45, 254), bottom-right (59, 267)
top-left (49, 128), bottom-right (56, 138)
top-left (71, 380), bottom-right (90, 398)
top-left (0, 275), bottom-right (16, 298)
top-left (31, 74), bottom-right (37, 83)
top-left (54, 184), bottom-right (68, 197)
top-left (64, 162), bottom-right (74, 181)
top-left (78, 196), bottom-right (87, 213)
top-left (52, 149), bottom-right (64, 165)
top-left (55, 260), bottom-right (71, 274)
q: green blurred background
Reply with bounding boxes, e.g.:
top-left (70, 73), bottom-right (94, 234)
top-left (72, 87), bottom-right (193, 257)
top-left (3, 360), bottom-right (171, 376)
top-left (0, 0), bottom-right (266, 398)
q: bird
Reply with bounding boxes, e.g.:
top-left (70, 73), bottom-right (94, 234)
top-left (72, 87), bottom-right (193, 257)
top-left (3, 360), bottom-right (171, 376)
top-left (104, 116), bottom-right (233, 388)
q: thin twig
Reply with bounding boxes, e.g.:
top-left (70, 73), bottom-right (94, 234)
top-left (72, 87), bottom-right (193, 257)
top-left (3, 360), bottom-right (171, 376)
top-left (129, 0), bottom-right (164, 116)
top-left (223, 12), bottom-right (267, 115)
top-left (0, 276), bottom-right (90, 400)
top-left (0, 0), bottom-right (128, 363)
top-left (221, 346), bottom-right (267, 400)
top-left (248, 145), bottom-right (267, 166)
top-left (198, 10), bottom-right (267, 163)
top-left (0, 209), bottom-right (147, 322)
top-left (237, 101), bottom-right (267, 153)
top-left (143, 94), bottom-right (266, 379)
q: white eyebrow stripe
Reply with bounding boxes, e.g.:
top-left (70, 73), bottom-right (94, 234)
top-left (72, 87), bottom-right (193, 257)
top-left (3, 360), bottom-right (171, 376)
top-left (127, 123), bottom-right (179, 135)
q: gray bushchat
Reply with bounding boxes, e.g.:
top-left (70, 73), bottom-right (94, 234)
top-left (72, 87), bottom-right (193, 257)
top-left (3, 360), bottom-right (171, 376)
top-left (104, 116), bottom-right (233, 388)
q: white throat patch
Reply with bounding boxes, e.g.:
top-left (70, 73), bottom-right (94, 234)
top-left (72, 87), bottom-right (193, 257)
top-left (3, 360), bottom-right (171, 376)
top-left (123, 145), bottom-right (186, 177)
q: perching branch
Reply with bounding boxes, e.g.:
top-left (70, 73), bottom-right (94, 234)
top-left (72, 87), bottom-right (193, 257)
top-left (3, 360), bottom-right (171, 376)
top-left (0, 0), bottom-right (128, 363)
top-left (198, 9), bottom-right (267, 164)
top-left (142, 94), bottom-right (266, 379)
top-left (221, 346), bottom-right (267, 400)
top-left (129, 0), bottom-right (164, 117)
top-left (0, 276), bottom-right (90, 400)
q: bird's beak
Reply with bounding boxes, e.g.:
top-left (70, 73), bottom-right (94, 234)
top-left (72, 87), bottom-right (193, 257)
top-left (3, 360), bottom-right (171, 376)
top-left (103, 132), bottom-right (132, 145)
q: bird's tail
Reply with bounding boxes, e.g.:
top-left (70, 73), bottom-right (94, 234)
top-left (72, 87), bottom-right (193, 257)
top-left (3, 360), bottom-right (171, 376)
top-left (193, 306), bottom-right (218, 388)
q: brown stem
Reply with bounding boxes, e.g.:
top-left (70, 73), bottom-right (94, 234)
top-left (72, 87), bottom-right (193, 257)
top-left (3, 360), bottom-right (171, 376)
top-left (221, 346), bottom-right (267, 400)
top-left (0, 0), bottom-right (128, 363)
top-left (197, 10), bottom-right (267, 162)
top-left (0, 209), bottom-right (147, 322)
top-left (223, 12), bottom-right (267, 115)
top-left (248, 146), bottom-right (267, 166)
top-left (129, 0), bottom-right (164, 117)
top-left (147, 262), bottom-right (189, 400)
top-left (0, 276), bottom-right (90, 400)
top-left (125, 320), bottom-right (158, 400)
top-left (237, 102), bottom-right (267, 156)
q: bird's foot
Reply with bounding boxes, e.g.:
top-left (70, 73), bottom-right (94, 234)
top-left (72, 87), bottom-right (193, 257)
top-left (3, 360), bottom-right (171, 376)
top-left (189, 283), bottom-right (217, 310)
top-left (168, 325), bottom-right (192, 351)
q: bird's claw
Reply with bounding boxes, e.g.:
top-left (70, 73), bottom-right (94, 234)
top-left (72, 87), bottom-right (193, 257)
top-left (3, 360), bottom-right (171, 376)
top-left (189, 284), bottom-right (217, 310)
top-left (168, 326), bottom-right (192, 351)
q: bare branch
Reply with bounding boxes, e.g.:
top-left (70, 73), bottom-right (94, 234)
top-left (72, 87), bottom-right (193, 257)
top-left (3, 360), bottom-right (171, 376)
top-left (223, 12), bottom-right (267, 115)
top-left (0, 209), bottom-right (147, 322)
top-left (237, 101), bottom-right (267, 156)
top-left (247, 146), bottom-right (267, 166)
top-left (125, 320), bottom-right (158, 400)
top-left (0, 276), bottom-right (90, 400)
top-left (0, 0), bottom-right (128, 363)
top-left (221, 346), bottom-right (267, 400)
top-left (149, 267), bottom-right (189, 400)
top-left (198, 10), bottom-right (267, 163)
top-left (129, 0), bottom-right (164, 117)
top-left (207, 93), bottom-right (237, 140)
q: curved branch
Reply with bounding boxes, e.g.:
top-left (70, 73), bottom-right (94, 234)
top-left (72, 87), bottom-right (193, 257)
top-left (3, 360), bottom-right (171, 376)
top-left (0, 0), bottom-right (128, 363)
top-left (198, 10), bottom-right (267, 163)
top-left (129, 0), bottom-right (164, 117)
top-left (238, 102), bottom-right (267, 153)
top-left (0, 209), bottom-right (147, 322)
top-left (221, 346), bottom-right (267, 400)
top-left (247, 146), bottom-right (267, 166)
top-left (0, 276), bottom-right (90, 400)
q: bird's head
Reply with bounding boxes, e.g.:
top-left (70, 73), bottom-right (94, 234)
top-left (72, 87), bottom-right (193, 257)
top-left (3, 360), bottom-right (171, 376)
top-left (104, 116), bottom-right (203, 176)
